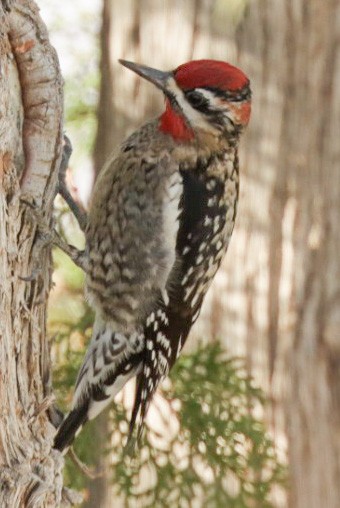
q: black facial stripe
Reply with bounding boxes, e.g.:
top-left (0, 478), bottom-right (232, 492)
top-left (184, 90), bottom-right (209, 110)
top-left (184, 90), bottom-right (215, 115)
top-left (204, 84), bottom-right (251, 102)
top-left (184, 84), bottom-right (250, 118)
top-left (181, 90), bottom-right (233, 132)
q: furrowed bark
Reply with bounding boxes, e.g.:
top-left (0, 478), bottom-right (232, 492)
top-left (234, 1), bottom-right (340, 506)
top-left (0, 1), bottom-right (80, 506)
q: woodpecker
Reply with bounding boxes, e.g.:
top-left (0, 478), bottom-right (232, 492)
top-left (54, 59), bottom-right (251, 452)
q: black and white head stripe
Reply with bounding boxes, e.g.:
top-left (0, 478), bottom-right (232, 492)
top-left (184, 84), bottom-right (251, 113)
top-left (204, 83), bottom-right (251, 102)
top-left (164, 73), bottom-right (251, 133)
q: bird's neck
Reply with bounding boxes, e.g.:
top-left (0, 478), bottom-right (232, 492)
top-left (159, 100), bottom-right (195, 141)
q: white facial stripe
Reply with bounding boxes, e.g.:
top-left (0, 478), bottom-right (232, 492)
top-left (166, 78), bottom-right (216, 132)
top-left (196, 88), bottom-right (225, 109)
top-left (190, 87), bottom-right (236, 132)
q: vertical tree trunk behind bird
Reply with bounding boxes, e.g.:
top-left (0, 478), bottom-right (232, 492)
top-left (93, 1), bottom-right (340, 507)
top-left (233, 1), bottom-right (340, 507)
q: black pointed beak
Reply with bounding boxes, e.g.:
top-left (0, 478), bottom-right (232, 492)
top-left (119, 59), bottom-right (172, 92)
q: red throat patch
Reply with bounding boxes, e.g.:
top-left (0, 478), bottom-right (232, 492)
top-left (159, 99), bottom-right (194, 141)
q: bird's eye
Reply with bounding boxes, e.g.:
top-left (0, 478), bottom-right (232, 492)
top-left (185, 90), bottom-right (208, 109)
top-left (230, 87), bottom-right (251, 102)
top-left (231, 95), bottom-right (243, 102)
top-left (230, 93), bottom-right (246, 102)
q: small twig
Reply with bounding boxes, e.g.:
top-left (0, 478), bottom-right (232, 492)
top-left (58, 135), bottom-right (88, 233)
top-left (58, 184), bottom-right (88, 233)
top-left (68, 447), bottom-right (105, 480)
top-left (52, 231), bottom-right (88, 272)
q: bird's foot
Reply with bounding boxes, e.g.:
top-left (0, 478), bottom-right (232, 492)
top-left (20, 195), bottom-right (88, 277)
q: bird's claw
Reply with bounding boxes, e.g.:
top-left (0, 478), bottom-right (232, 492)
top-left (19, 196), bottom-right (54, 281)
top-left (20, 194), bottom-right (88, 274)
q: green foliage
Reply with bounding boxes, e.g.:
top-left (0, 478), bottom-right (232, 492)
top-left (52, 308), bottom-right (285, 507)
top-left (107, 344), bottom-right (286, 507)
top-left (50, 232), bottom-right (285, 507)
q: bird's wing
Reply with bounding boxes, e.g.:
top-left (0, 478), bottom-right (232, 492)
top-left (129, 158), bottom-right (239, 438)
top-left (69, 149), bottom-right (183, 411)
top-left (85, 147), bottom-right (183, 329)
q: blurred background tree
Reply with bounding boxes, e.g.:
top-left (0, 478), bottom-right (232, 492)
top-left (41, 0), bottom-right (340, 507)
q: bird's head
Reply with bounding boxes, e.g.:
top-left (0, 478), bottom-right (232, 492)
top-left (119, 59), bottom-right (251, 141)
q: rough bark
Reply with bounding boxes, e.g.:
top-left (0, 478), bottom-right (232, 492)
top-left (280, 2), bottom-right (340, 506)
top-left (0, 1), bottom-right (69, 506)
top-left (233, 1), bottom-right (340, 507)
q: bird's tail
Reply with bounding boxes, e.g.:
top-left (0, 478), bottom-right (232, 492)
top-left (53, 401), bottom-right (89, 453)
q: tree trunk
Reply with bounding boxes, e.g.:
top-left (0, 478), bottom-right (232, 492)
top-left (0, 1), bottom-right (68, 505)
top-left (233, 1), bottom-right (340, 507)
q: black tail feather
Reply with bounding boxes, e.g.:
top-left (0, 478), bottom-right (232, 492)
top-left (128, 374), bottom-right (143, 443)
top-left (54, 402), bottom-right (89, 453)
top-left (127, 372), bottom-right (154, 447)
